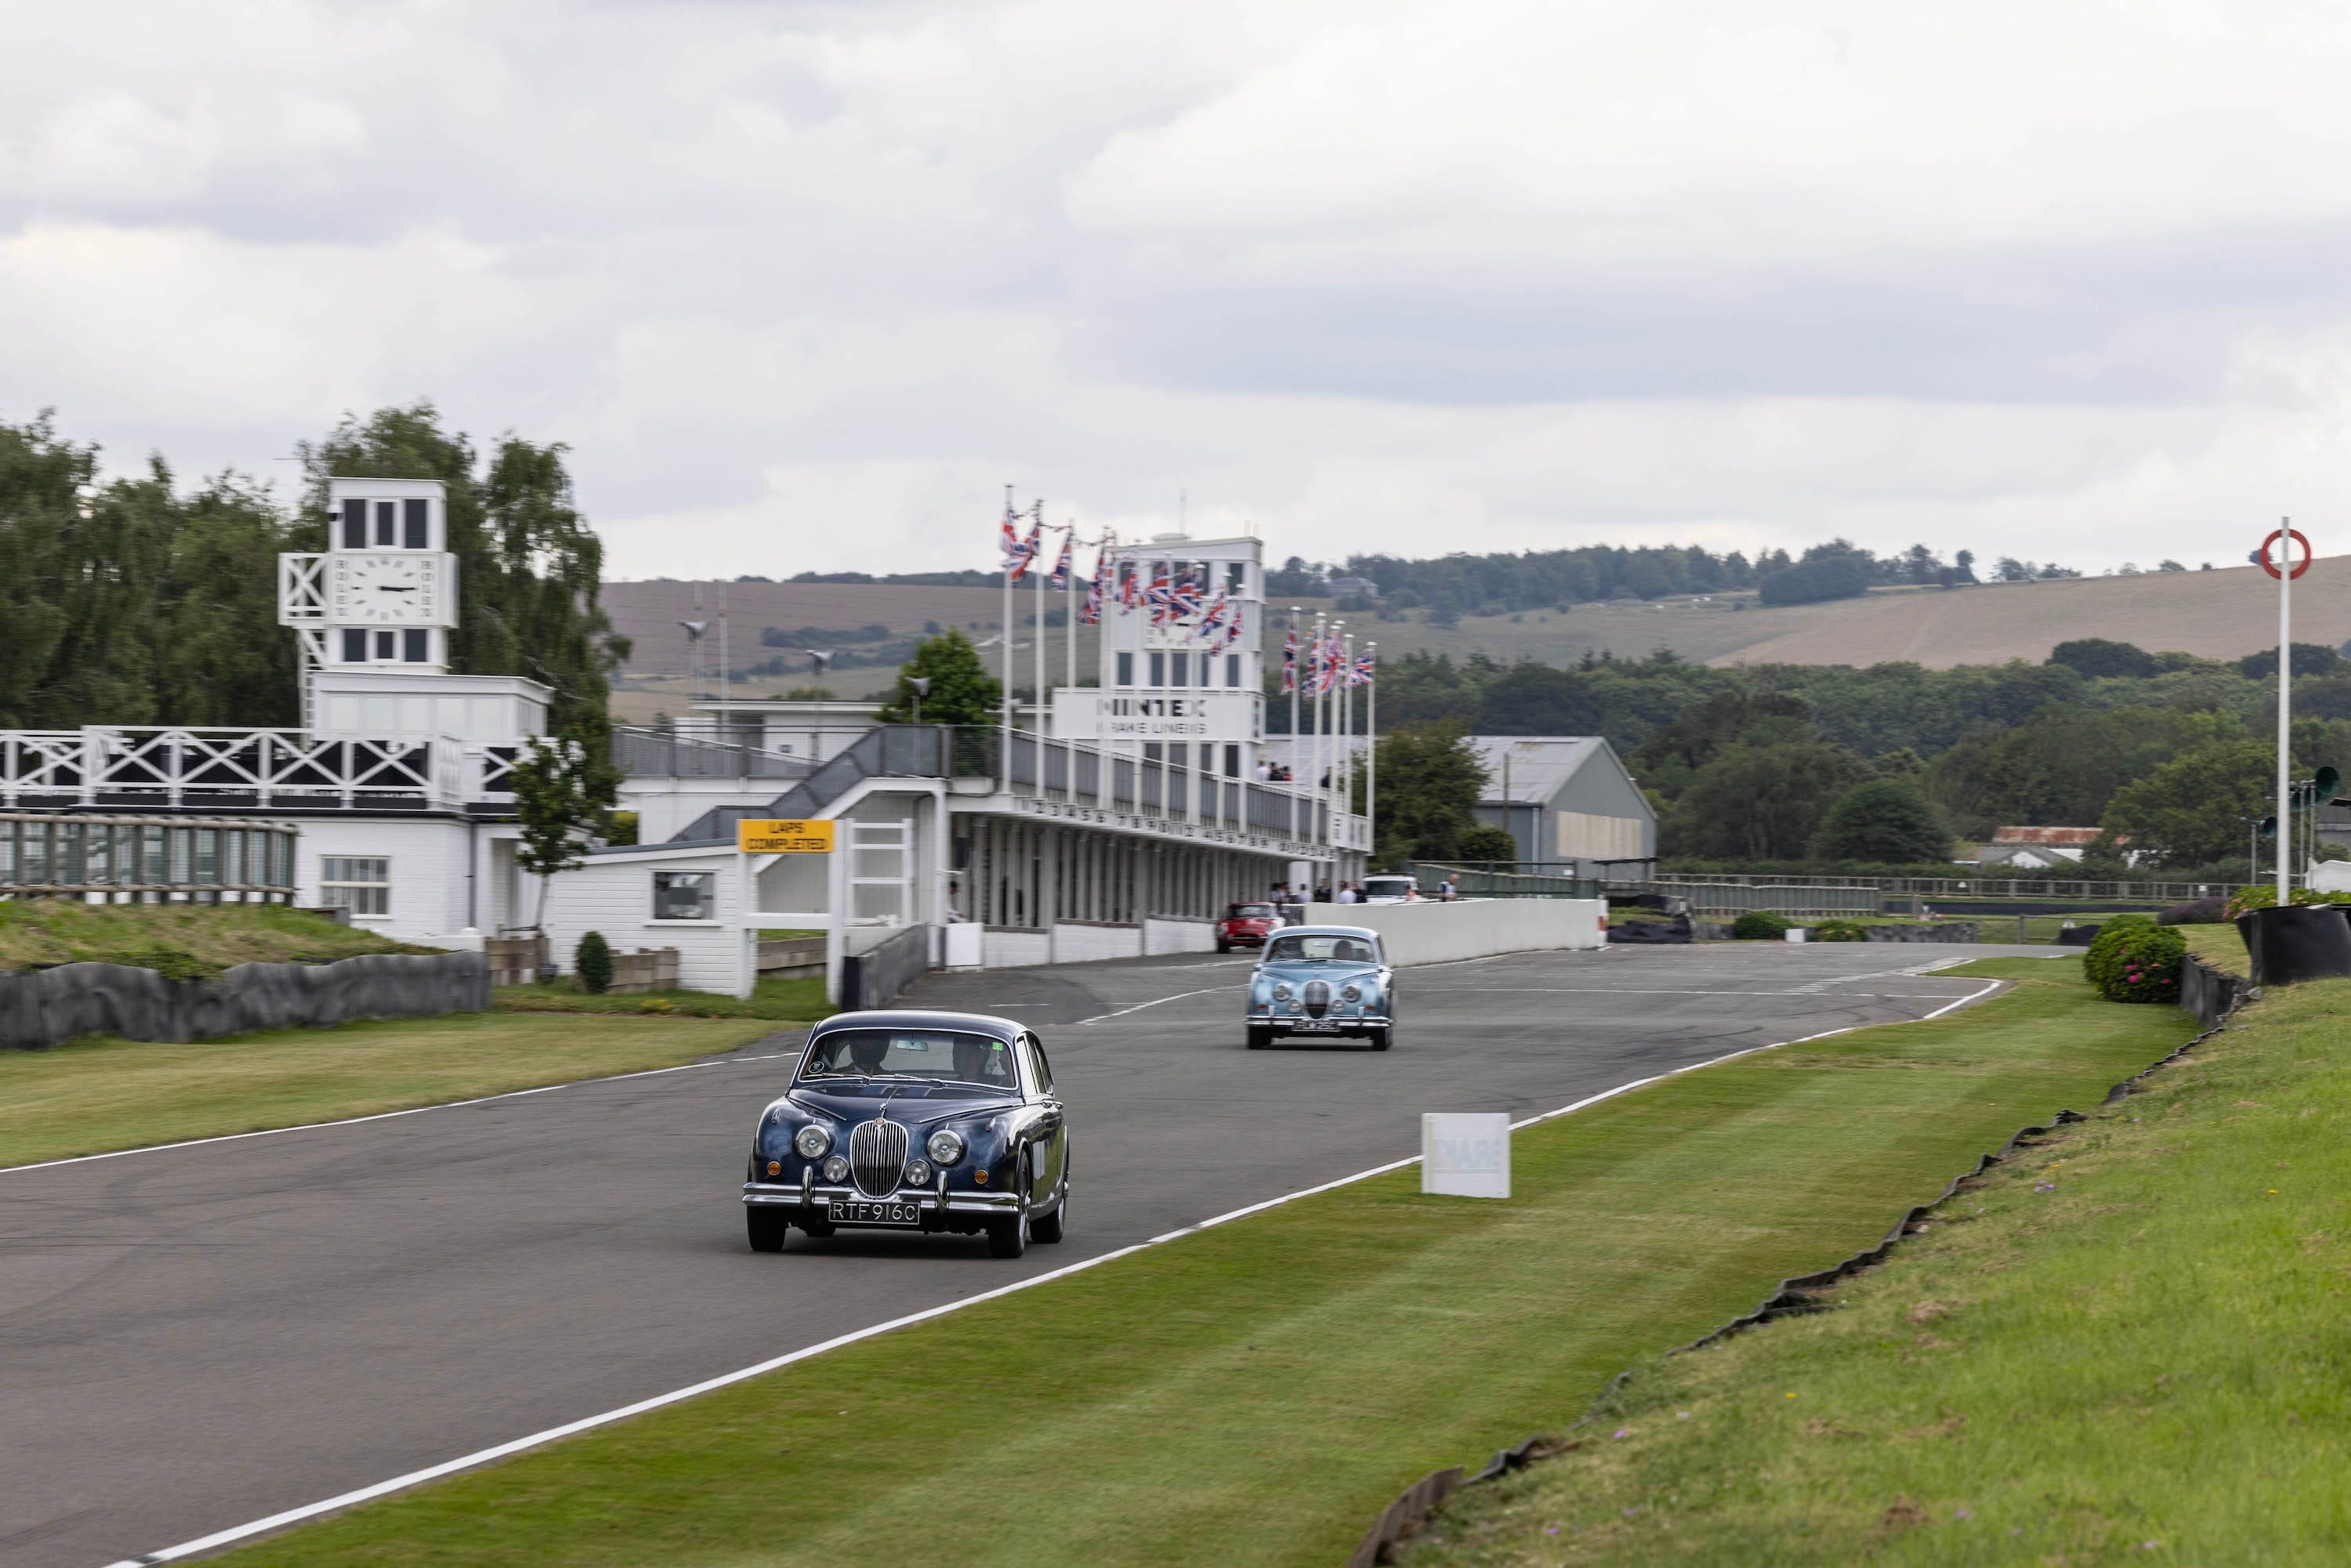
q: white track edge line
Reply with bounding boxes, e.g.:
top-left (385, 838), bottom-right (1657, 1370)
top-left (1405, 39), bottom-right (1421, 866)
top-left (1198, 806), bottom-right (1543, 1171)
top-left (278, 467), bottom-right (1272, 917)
top-left (102, 971), bottom-right (2008, 1568)
top-left (5, 1048), bottom-right (806, 1179)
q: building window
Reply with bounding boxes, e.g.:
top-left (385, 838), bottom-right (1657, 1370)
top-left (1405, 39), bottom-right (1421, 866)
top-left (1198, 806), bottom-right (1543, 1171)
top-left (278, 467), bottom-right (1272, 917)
top-left (1115, 651), bottom-right (1133, 687)
top-left (342, 498), bottom-right (368, 549)
top-left (1169, 651), bottom-right (1188, 687)
top-left (1226, 653), bottom-right (1241, 688)
top-left (653, 870), bottom-right (715, 921)
top-left (342, 628), bottom-right (367, 663)
top-left (375, 629), bottom-right (396, 661)
top-left (321, 856), bottom-right (391, 915)
top-left (375, 500), bottom-right (397, 546)
top-left (1148, 650), bottom-right (1165, 687)
top-left (404, 497), bottom-right (429, 549)
top-left (1225, 744), bottom-right (1241, 778)
top-left (404, 628), bottom-right (429, 663)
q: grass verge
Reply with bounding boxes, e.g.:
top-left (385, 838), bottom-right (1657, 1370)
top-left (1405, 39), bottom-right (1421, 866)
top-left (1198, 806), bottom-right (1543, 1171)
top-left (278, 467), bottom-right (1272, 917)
top-left (1402, 974), bottom-right (2351, 1566)
top-left (0, 1013), bottom-right (777, 1169)
top-left (220, 961), bottom-right (2190, 1567)
top-left (0, 900), bottom-right (429, 974)
top-left (2182, 921), bottom-right (2251, 976)
top-left (491, 975), bottom-right (833, 1020)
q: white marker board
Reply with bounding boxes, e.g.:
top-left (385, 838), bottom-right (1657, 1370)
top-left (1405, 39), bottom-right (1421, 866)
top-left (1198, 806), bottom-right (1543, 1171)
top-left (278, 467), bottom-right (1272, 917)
top-left (1422, 1112), bottom-right (1510, 1199)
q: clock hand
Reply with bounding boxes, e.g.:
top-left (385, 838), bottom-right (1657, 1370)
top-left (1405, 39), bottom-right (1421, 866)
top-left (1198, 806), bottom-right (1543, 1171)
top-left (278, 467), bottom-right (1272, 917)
top-left (375, 585), bottom-right (418, 592)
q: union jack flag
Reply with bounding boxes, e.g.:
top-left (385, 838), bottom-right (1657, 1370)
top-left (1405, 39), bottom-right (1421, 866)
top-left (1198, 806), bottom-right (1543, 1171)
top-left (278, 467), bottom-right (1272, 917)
top-left (1173, 567), bottom-right (1204, 622)
top-left (1147, 562), bottom-right (1178, 626)
top-left (1348, 654), bottom-right (1376, 686)
top-left (1197, 593), bottom-right (1227, 644)
top-left (1047, 531), bottom-right (1072, 590)
top-left (1217, 604), bottom-right (1244, 654)
top-left (998, 502), bottom-right (1034, 579)
top-left (1078, 569), bottom-right (1103, 626)
top-left (1118, 557), bottom-right (1141, 610)
top-left (1281, 628), bottom-right (1298, 693)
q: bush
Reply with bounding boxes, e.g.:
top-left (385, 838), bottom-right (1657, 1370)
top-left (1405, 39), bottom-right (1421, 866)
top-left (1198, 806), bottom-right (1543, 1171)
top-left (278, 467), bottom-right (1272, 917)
top-left (575, 930), bottom-right (613, 994)
top-left (1810, 918), bottom-right (1869, 942)
top-left (1732, 911), bottom-right (1792, 940)
top-left (2082, 915), bottom-right (2185, 1003)
top-left (2224, 885), bottom-right (2351, 919)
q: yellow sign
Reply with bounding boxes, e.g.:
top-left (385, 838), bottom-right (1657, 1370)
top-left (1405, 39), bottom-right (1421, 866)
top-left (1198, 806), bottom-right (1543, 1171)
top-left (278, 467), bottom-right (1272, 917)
top-left (737, 819), bottom-right (836, 854)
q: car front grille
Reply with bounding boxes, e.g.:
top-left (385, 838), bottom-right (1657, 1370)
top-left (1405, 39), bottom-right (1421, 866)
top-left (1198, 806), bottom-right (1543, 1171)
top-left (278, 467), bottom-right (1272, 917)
top-left (1302, 980), bottom-right (1331, 1017)
top-left (849, 1117), bottom-right (910, 1197)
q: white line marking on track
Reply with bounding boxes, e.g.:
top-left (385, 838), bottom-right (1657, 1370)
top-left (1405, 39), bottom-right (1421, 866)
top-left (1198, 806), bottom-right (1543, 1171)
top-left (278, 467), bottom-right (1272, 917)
top-left (1, 1048), bottom-right (808, 1179)
top-left (100, 970), bottom-right (2009, 1567)
top-left (1074, 986), bottom-right (1241, 1026)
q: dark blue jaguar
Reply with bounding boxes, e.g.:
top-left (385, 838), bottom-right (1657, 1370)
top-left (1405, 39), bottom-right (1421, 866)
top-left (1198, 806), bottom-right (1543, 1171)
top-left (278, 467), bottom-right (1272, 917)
top-left (742, 1009), bottom-right (1070, 1258)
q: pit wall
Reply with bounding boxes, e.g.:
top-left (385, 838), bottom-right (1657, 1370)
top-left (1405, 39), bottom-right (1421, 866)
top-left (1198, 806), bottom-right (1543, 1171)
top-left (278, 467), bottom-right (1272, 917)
top-left (1343, 899), bottom-right (1607, 966)
top-left (976, 916), bottom-right (1215, 969)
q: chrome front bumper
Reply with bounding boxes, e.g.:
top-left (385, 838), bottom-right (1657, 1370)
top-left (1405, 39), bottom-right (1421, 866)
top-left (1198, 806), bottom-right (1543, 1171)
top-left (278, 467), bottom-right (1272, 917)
top-left (741, 1180), bottom-right (1021, 1214)
top-left (1256, 1012), bottom-right (1391, 1026)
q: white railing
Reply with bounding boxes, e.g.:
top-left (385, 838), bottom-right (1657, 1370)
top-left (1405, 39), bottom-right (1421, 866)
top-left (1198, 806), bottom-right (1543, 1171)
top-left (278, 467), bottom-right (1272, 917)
top-left (0, 727), bottom-right (506, 812)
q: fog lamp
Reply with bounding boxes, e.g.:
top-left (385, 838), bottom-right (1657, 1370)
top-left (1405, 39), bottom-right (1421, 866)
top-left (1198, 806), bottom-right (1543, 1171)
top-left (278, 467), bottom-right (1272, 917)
top-left (822, 1154), bottom-right (850, 1183)
top-left (904, 1158), bottom-right (933, 1187)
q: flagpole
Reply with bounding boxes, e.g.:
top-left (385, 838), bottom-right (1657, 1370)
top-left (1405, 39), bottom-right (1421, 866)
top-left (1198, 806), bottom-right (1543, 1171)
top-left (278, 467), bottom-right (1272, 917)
top-left (1342, 628), bottom-right (1356, 873)
top-left (1287, 605), bottom-right (1301, 846)
top-left (1367, 640), bottom-right (1378, 868)
top-left (1000, 486), bottom-right (1014, 798)
top-left (1034, 508), bottom-right (1046, 799)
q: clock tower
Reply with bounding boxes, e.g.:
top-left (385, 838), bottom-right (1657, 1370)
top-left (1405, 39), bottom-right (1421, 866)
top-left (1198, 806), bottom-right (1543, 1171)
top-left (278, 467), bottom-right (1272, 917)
top-left (278, 477), bottom-right (460, 679)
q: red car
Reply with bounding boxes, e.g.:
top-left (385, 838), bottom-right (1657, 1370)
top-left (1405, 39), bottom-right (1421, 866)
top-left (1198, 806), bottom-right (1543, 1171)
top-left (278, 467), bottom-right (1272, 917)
top-left (1216, 902), bottom-right (1281, 953)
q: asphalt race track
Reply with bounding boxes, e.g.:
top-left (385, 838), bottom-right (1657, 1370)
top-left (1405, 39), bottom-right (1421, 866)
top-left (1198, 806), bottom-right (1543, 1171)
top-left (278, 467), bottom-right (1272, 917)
top-left (0, 943), bottom-right (2022, 1567)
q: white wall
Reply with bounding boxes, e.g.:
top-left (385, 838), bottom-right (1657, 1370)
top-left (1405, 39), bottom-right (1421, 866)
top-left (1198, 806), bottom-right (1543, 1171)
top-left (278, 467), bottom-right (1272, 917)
top-left (538, 845), bottom-right (746, 992)
top-left (1052, 922), bottom-right (1143, 964)
top-left (984, 929), bottom-right (1051, 968)
top-left (1344, 899), bottom-right (1605, 965)
top-left (620, 777), bottom-right (784, 845)
top-left (1144, 916), bottom-right (1217, 956)
top-left (295, 817), bottom-right (475, 945)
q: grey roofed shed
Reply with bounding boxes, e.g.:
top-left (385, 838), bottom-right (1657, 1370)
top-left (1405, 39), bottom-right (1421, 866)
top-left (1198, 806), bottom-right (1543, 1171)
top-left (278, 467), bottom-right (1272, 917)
top-left (1466, 735), bottom-right (1656, 877)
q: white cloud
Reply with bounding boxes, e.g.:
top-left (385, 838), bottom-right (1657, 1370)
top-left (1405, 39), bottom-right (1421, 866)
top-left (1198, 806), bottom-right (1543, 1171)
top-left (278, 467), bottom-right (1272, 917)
top-left (5, 0), bottom-right (2351, 581)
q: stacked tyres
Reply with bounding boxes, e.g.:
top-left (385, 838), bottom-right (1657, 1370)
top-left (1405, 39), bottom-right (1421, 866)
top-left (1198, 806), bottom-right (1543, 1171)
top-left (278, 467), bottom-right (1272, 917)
top-left (2236, 904), bottom-right (2351, 987)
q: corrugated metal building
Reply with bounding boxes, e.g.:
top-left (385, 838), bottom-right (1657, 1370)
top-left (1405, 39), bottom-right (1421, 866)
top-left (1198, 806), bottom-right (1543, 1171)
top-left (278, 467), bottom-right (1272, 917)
top-left (1468, 736), bottom-right (1657, 878)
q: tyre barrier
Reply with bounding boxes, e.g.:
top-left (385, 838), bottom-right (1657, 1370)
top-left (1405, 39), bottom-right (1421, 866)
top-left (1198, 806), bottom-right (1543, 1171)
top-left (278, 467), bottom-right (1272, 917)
top-left (1344, 963), bottom-right (2243, 1566)
top-left (2235, 904), bottom-right (2351, 987)
top-left (0, 951), bottom-right (491, 1052)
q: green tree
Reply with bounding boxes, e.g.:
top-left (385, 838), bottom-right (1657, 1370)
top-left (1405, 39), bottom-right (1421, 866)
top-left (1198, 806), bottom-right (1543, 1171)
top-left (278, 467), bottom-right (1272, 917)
top-left (154, 474), bottom-right (304, 726)
top-left (509, 726), bottom-right (622, 932)
top-left (1809, 779), bottom-right (1951, 863)
top-left (876, 627), bottom-right (1002, 724)
top-left (2098, 739), bottom-right (2272, 867)
top-left (300, 404), bottom-right (629, 734)
top-left (2048, 638), bottom-right (2159, 679)
top-left (1370, 720), bottom-right (1491, 865)
top-left (1661, 738), bottom-right (1867, 860)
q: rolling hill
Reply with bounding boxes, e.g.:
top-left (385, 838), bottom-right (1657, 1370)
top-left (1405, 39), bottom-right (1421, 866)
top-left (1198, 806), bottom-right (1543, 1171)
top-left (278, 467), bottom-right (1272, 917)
top-left (601, 554), bottom-right (2351, 719)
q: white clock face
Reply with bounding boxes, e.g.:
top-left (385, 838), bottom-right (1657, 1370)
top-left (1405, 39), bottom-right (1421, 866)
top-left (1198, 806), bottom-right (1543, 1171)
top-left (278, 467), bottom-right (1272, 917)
top-left (329, 554), bottom-right (440, 625)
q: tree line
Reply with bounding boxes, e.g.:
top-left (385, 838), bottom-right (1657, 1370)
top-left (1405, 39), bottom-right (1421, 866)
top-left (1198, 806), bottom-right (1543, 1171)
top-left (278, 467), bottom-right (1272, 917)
top-left (0, 407), bottom-right (629, 736)
top-left (1349, 636), bottom-right (2351, 875)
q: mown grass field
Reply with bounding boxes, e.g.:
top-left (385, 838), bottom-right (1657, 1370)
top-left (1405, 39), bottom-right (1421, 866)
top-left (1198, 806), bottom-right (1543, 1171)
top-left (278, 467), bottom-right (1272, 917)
top-left (0, 1013), bottom-right (776, 1169)
top-left (220, 959), bottom-right (2190, 1568)
top-left (0, 900), bottom-right (426, 973)
top-left (1404, 969), bottom-right (2351, 1566)
top-left (492, 975), bottom-right (833, 1020)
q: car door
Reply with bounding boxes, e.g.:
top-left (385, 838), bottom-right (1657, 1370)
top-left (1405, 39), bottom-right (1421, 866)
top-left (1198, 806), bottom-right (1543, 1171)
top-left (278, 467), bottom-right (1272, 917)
top-left (1020, 1033), bottom-right (1066, 1201)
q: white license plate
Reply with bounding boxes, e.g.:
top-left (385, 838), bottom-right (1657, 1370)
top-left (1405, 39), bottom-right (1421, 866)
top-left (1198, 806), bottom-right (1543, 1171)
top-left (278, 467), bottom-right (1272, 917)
top-left (828, 1199), bottom-right (921, 1225)
top-left (1289, 1019), bottom-right (1341, 1033)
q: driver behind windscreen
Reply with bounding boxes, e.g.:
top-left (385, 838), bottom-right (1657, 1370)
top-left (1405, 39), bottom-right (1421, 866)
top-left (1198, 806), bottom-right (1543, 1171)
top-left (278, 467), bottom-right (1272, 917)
top-left (953, 1034), bottom-right (1015, 1087)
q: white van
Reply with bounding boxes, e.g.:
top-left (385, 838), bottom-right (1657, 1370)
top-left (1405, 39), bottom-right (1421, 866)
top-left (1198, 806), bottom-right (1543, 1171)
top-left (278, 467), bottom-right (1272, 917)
top-left (1360, 874), bottom-right (1419, 904)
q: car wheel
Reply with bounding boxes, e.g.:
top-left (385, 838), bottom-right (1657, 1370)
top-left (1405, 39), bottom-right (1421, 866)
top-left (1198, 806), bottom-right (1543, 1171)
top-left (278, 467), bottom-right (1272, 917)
top-left (1031, 1172), bottom-right (1068, 1244)
top-left (746, 1207), bottom-right (788, 1252)
top-left (1215, 940), bottom-right (1229, 953)
top-left (1247, 1023), bottom-right (1272, 1050)
top-left (1371, 1023), bottom-right (1393, 1052)
top-left (987, 1155), bottom-right (1033, 1258)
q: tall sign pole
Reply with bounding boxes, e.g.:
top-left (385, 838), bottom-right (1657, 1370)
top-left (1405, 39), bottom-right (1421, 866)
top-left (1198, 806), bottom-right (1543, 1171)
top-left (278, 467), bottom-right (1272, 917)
top-left (2262, 520), bottom-right (2312, 901)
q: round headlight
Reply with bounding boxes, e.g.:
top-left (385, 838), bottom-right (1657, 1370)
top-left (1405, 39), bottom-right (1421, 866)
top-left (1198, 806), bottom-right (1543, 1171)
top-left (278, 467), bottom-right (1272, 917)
top-left (904, 1157), bottom-right (933, 1187)
top-left (821, 1154), bottom-right (849, 1183)
top-left (794, 1123), bottom-right (831, 1159)
top-left (1341, 984), bottom-right (1362, 1002)
top-left (927, 1128), bottom-right (965, 1164)
top-left (1273, 983), bottom-right (1292, 1001)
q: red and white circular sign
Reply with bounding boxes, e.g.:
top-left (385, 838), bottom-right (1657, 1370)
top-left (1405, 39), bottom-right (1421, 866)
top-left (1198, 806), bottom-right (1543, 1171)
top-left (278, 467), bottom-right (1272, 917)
top-left (2259, 527), bottom-right (2313, 580)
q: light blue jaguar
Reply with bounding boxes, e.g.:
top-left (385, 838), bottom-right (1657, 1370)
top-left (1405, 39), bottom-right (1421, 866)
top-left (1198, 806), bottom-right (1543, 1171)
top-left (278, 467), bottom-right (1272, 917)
top-left (1246, 924), bottom-right (1396, 1051)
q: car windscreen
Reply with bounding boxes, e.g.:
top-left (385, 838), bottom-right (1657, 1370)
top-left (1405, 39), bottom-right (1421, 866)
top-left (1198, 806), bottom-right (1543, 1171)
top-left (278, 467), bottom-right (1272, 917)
top-left (799, 1029), bottom-right (1019, 1088)
top-left (1229, 904), bottom-right (1277, 918)
top-left (1263, 933), bottom-right (1378, 965)
top-left (1361, 878), bottom-right (1413, 898)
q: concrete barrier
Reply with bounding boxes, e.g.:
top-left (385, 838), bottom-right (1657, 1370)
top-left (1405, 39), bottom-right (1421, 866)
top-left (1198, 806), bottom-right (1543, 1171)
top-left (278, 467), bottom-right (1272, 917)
top-left (1052, 922), bottom-right (1144, 964)
top-left (1143, 917), bottom-right (1217, 956)
top-left (0, 951), bottom-right (491, 1052)
top-left (1341, 899), bottom-right (1607, 966)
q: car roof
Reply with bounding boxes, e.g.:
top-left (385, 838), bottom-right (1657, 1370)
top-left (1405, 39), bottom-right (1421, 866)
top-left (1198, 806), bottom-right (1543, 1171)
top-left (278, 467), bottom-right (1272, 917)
top-left (810, 1009), bottom-right (1023, 1041)
top-left (1270, 925), bottom-right (1380, 940)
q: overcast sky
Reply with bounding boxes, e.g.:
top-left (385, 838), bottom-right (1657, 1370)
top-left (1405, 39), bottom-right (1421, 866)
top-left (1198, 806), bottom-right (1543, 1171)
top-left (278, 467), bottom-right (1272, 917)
top-left (8, 1), bottom-right (2351, 579)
